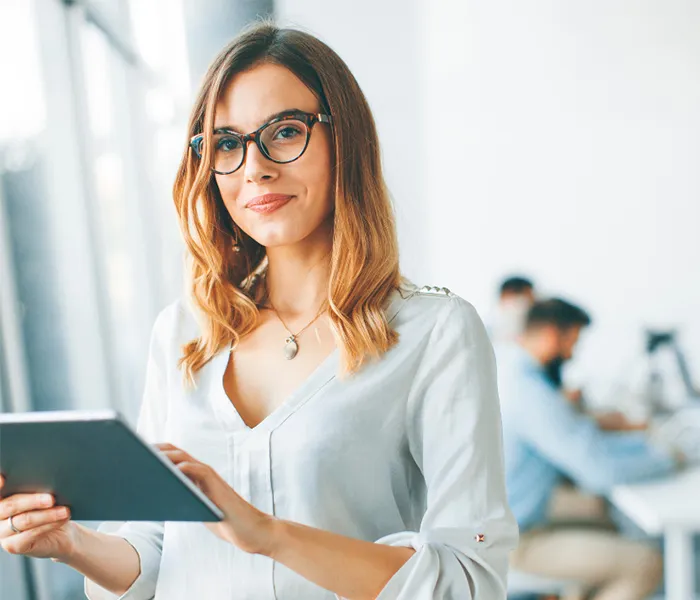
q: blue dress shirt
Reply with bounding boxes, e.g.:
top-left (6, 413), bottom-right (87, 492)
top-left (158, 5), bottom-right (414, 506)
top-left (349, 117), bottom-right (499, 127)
top-left (496, 343), bottom-right (676, 531)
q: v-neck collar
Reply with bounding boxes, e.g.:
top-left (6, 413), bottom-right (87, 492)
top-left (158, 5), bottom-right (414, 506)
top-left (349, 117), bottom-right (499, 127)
top-left (210, 344), bottom-right (339, 436)
top-left (208, 285), bottom-right (412, 437)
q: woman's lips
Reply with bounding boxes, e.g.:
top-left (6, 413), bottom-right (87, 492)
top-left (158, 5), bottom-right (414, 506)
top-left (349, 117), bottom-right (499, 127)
top-left (246, 194), bottom-right (293, 214)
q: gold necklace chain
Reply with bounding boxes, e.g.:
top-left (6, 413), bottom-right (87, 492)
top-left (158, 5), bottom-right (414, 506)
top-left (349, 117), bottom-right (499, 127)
top-left (266, 298), bottom-right (326, 360)
top-left (268, 299), bottom-right (326, 337)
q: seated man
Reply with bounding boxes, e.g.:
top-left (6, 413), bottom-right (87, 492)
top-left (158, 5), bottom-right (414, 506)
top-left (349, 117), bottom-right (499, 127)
top-left (489, 275), bottom-right (536, 344)
top-left (498, 299), bottom-right (683, 600)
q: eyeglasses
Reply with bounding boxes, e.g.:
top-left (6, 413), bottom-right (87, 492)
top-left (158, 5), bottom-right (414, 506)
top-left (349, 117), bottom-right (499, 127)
top-left (190, 111), bottom-right (333, 175)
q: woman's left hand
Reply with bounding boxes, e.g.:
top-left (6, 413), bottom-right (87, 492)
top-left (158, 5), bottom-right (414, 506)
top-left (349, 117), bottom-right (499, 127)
top-left (155, 443), bottom-right (277, 556)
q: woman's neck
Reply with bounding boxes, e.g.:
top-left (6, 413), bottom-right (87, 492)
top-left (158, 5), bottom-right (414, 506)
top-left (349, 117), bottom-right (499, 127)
top-left (264, 227), bottom-right (332, 318)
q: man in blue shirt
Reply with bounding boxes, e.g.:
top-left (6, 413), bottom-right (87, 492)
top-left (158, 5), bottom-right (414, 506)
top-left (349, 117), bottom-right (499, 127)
top-left (488, 275), bottom-right (536, 344)
top-left (498, 299), bottom-right (681, 599)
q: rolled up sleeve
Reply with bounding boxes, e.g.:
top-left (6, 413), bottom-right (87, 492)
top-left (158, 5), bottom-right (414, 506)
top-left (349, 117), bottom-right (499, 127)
top-left (83, 521), bottom-right (163, 600)
top-left (373, 297), bottom-right (519, 599)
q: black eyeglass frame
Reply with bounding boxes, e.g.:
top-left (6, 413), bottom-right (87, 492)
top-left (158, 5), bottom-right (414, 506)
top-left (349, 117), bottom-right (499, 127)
top-left (189, 111), bottom-right (333, 175)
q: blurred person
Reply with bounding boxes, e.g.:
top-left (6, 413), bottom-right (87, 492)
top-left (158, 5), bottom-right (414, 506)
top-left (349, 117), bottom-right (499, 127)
top-left (519, 290), bottom-right (632, 428)
top-left (498, 299), bottom-right (684, 600)
top-left (489, 275), bottom-right (535, 343)
top-left (490, 276), bottom-right (589, 415)
top-left (0, 23), bottom-right (518, 600)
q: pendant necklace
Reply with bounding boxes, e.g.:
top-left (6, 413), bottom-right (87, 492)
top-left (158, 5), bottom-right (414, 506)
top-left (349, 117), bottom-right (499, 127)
top-left (267, 300), bottom-right (326, 360)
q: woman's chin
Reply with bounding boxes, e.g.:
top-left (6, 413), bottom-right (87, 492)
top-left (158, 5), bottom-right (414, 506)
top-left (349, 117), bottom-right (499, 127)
top-left (243, 218), bottom-right (331, 251)
top-left (247, 229), bottom-right (306, 250)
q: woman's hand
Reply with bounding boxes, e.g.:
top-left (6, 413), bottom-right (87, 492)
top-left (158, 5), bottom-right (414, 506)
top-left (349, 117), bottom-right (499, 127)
top-left (0, 475), bottom-right (79, 561)
top-left (155, 443), bottom-right (277, 556)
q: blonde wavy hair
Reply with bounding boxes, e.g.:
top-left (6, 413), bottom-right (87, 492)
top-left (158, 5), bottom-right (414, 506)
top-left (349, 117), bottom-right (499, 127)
top-left (173, 22), bottom-right (401, 384)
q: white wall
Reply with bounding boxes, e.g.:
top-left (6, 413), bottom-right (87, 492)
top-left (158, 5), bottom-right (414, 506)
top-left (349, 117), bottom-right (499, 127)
top-left (277, 0), bottom-right (700, 404)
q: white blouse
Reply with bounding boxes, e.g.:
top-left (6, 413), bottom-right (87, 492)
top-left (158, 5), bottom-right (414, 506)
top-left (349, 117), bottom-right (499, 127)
top-left (85, 283), bottom-right (518, 599)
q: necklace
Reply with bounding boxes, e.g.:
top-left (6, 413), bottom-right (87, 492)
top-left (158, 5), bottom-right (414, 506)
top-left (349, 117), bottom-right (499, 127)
top-left (267, 299), bottom-right (326, 360)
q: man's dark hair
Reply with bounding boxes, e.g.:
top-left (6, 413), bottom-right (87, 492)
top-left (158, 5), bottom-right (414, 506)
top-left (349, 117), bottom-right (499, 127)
top-left (499, 276), bottom-right (534, 296)
top-left (525, 298), bottom-right (591, 331)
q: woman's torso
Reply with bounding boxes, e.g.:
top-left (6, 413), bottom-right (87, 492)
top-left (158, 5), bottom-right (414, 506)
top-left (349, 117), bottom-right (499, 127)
top-left (155, 283), bottom-right (456, 598)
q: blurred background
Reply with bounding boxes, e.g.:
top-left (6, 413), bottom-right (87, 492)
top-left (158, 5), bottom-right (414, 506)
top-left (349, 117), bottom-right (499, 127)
top-left (1, 0), bottom-right (698, 598)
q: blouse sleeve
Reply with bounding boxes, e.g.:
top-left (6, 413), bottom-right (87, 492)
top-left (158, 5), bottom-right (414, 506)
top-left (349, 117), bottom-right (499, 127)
top-left (84, 306), bottom-right (175, 600)
top-left (373, 296), bottom-right (519, 599)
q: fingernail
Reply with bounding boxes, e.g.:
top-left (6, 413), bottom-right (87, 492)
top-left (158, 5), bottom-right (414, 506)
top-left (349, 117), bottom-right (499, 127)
top-left (59, 507), bottom-right (69, 518)
top-left (41, 494), bottom-right (54, 506)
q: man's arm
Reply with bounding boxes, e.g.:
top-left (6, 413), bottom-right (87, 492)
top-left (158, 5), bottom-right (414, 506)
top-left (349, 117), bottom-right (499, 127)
top-left (513, 373), bottom-right (677, 492)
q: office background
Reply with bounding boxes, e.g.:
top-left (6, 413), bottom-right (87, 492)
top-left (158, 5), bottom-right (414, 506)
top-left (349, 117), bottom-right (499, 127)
top-left (1, 0), bottom-right (698, 598)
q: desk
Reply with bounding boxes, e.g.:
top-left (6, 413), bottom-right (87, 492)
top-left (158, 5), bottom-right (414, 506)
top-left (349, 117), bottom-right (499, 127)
top-left (611, 467), bottom-right (700, 600)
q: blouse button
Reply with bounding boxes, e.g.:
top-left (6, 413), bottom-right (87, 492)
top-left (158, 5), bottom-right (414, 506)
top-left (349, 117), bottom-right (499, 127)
top-left (475, 534), bottom-right (485, 543)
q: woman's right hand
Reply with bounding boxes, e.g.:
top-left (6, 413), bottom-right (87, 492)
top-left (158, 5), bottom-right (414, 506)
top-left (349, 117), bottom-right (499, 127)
top-left (0, 474), bottom-right (79, 561)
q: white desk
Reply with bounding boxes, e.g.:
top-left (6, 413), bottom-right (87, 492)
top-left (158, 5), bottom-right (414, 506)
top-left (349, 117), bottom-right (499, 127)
top-left (611, 467), bottom-right (700, 600)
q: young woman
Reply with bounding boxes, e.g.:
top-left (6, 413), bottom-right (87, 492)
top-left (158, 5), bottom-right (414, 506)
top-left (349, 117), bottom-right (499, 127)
top-left (0, 23), bottom-right (517, 599)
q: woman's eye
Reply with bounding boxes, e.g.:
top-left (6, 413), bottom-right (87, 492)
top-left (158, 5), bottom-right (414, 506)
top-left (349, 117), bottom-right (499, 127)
top-left (217, 137), bottom-right (241, 152)
top-left (274, 125), bottom-right (303, 140)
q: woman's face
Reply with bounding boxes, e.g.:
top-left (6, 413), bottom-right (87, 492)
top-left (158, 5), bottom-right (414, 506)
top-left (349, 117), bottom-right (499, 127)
top-left (212, 63), bottom-right (334, 249)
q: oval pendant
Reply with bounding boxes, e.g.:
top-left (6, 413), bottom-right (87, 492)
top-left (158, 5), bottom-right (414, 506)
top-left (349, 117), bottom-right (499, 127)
top-left (284, 336), bottom-right (299, 360)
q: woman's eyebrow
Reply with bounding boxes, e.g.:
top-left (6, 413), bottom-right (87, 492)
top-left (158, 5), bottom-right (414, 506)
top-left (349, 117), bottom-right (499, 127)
top-left (213, 108), bottom-right (307, 134)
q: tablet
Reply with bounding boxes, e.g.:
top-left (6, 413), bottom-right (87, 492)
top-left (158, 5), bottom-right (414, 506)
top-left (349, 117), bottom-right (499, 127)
top-left (0, 410), bottom-right (224, 522)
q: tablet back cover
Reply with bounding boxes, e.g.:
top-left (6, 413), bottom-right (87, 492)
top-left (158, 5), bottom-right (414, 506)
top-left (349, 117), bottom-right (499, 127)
top-left (0, 413), bottom-right (223, 522)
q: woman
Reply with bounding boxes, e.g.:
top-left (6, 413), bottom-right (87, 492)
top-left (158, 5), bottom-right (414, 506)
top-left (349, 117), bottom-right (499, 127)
top-left (0, 23), bottom-right (517, 599)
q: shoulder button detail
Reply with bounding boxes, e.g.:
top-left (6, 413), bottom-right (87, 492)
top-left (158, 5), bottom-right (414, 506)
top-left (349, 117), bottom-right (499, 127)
top-left (418, 285), bottom-right (453, 296)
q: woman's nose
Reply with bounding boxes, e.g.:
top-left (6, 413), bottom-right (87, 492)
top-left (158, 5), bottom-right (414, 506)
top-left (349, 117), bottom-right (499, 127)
top-left (243, 140), bottom-right (277, 183)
